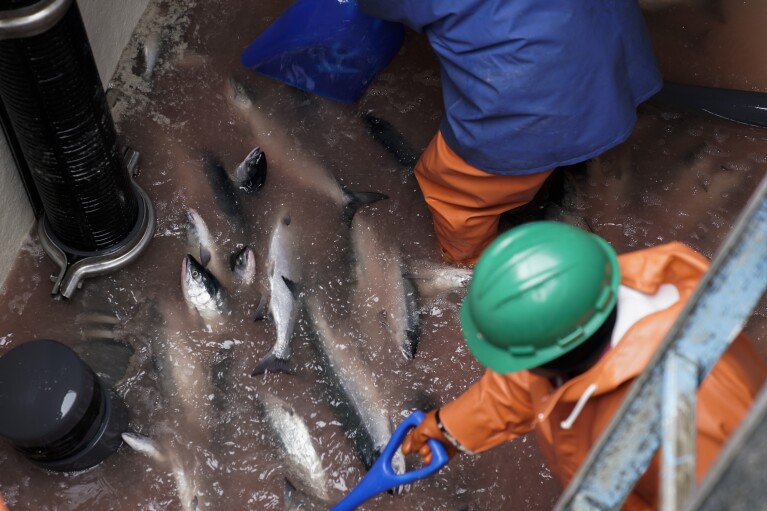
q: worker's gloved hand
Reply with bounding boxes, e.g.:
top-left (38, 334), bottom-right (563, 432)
top-left (402, 409), bottom-right (458, 465)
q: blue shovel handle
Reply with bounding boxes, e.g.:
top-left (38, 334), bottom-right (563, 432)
top-left (329, 410), bottom-right (450, 511)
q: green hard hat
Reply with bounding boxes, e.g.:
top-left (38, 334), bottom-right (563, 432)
top-left (461, 221), bottom-right (620, 374)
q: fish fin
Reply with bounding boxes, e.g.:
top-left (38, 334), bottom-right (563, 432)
top-left (403, 277), bottom-right (421, 359)
top-left (199, 245), bottom-right (212, 267)
top-left (281, 276), bottom-right (301, 297)
top-left (283, 478), bottom-right (298, 504)
top-left (341, 190), bottom-right (388, 226)
top-left (251, 353), bottom-right (294, 376)
top-left (283, 478), bottom-right (324, 510)
top-left (202, 150), bottom-right (242, 218)
top-left (403, 332), bottom-right (418, 360)
top-left (75, 310), bottom-right (120, 326)
top-left (253, 294), bottom-right (268, 321)
top-left (229, 249), bottom-right (238, 271)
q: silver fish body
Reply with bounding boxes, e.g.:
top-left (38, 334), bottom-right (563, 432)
top-left (257, 391), bottom-right (330, 501)
top-left (122, 432), bottom-right (200, 511)
top-left (351, 216), bottom-right (420, 359)
top-left (146, 302), bottom-right (215, 430)
top-left (142, 31), bottom-right (162, 80)
top-left (405, 263), bottom-right (473, 297)
top-left (284, 478), bottom-right (328, 511)
top-left (142, 302), bottom-right (216, 510)
top-left (201, 151), bottom-right (242, 219)
top-left (225, 78), bottom-right (386, 226)
top-left (252, 216), bottom-right (301, 375)
top-left (185, 208), bottom-right (215, 268)
top-left (305, 296), bottom-right (406, 480)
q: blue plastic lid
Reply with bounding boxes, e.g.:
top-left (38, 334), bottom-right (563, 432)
top-left (241, 0), bottom-right (404, 103)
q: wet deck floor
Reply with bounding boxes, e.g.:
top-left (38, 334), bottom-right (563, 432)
top-left (1, 0), bottom-right (766, 509)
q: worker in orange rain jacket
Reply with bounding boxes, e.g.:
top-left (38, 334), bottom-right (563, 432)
top-left (403, 221), bottom-right (766, 510)
top-left (358, 0), bottom-right (662, 265)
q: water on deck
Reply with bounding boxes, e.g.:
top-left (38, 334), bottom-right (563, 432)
top-left (0, 0), bottom-right (765, 509)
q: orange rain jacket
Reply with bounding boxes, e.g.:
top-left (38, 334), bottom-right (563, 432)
top-left (439, 242), bottom-right (767, 510)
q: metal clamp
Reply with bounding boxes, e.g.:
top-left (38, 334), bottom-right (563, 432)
top-left (0, 0), bottom-right (73, 40)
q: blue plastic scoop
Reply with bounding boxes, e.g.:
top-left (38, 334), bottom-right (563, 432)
top-left (329, 410), bottom-right (450, 511)
top-left (241, 0), bottom-right (404, 103)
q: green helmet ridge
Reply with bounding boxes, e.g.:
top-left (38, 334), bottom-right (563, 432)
top-left (461, 221), bottom-right (620, 374)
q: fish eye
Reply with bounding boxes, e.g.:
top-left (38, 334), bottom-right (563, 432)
top-left (192, 271), bottom-right (199, 278)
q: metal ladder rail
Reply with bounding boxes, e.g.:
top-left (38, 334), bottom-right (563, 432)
top-left (553, 175), bottom-right (767, 511)
top-left (683, 377), bottom-right (767, 511)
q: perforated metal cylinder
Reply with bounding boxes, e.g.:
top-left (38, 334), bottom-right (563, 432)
top-left (0, 0), bottom-right (138, 254)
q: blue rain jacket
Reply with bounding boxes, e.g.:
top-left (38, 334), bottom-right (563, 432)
top-left (358, 0), bottom-right (662, 175)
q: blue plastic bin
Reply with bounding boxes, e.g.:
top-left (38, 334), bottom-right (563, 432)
top-left (241, 0), bottom-right (404, 103)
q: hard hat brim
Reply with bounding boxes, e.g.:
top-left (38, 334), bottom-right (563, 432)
top-left (461, 301), bottom-right (537, 374)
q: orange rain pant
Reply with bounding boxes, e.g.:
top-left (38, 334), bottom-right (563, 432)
top-left (414, 132), bottom-right (554, 265)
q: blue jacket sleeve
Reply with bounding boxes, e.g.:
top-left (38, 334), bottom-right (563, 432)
top-left (357, 0), bottom-right (441, 32)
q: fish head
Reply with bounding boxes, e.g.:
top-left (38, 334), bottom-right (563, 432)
top-left (226, 77), bottom-right (258, 112)
top-left (182, 255), bottom-right (222, 307)
top-left (185, 208), bottom-right (204, 236)
top-left (236, 146), bottom-right (267, 193)
top-left (231, 246), bottom-right (256, 283)
top-left (184, 208), bottom-right (213, 264)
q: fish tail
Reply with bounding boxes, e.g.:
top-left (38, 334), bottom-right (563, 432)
top-left (341, 190), bottom-right (388, 226)
top-left (389, 450), bottom-right (410, 495)
top-left (403, 331), bottom-right (419, 360)
top-left (283, 478), bottom-right (298, 504)
top-left (251, 353), bottom-right (295, 376)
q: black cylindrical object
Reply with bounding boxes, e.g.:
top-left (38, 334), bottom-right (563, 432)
top-left (0, 1), bottom-right (41, 7)
top-left (0, 339), bottom-right (129, 472)
top-left (650, 81), bottom-right (767, 128)
top-left (0, 0), bottom-right (138, 254)
top-left (0, 96), bottom-right (43, 216)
